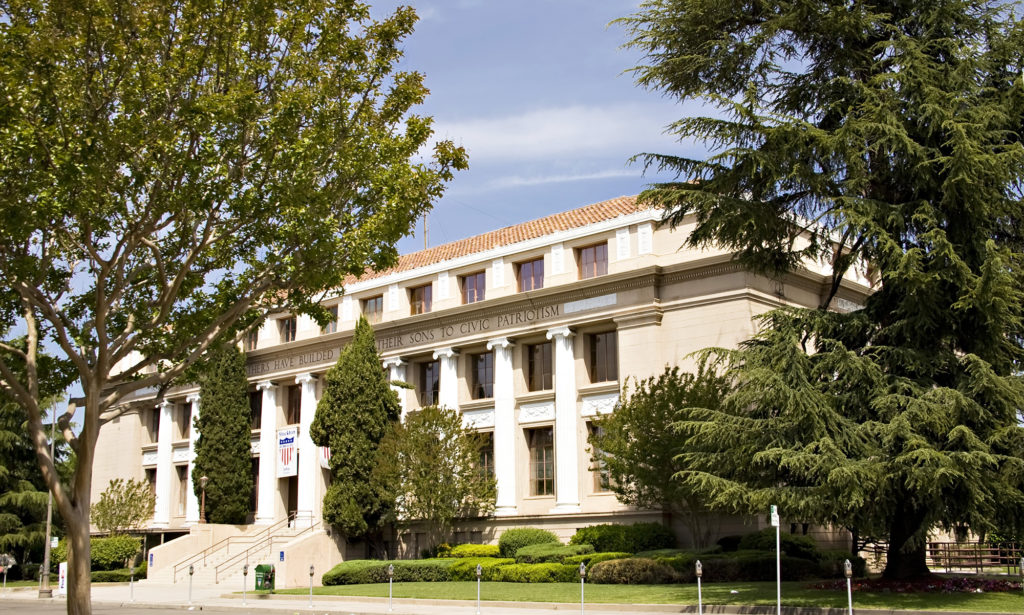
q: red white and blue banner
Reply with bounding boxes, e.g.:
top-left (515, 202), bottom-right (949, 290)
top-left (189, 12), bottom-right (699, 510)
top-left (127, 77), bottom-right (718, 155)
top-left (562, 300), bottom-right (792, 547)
top-left (277, 427), bottom-right (298, 477)
top-left (319, 446), bottom-right (331, 469)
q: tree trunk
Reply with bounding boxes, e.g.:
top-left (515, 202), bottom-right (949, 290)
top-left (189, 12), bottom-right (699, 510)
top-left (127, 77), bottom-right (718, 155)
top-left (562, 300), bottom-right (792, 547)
top-left (882, 503), bottom-right (931, 580)
top-left (66, 505), bottom-right (92, 615)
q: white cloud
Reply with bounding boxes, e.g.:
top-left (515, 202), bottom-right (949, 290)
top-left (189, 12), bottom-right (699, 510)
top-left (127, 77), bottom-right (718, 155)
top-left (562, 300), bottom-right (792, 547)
top-left (432, 103), bottom-right (683, 163)
top-left (478, 169), bottom-right (639, 191)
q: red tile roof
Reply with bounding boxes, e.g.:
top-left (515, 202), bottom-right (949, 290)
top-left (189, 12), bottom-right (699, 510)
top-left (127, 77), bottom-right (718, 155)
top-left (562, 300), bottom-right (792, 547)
top-left (352, 195), bottom-right (651, 282)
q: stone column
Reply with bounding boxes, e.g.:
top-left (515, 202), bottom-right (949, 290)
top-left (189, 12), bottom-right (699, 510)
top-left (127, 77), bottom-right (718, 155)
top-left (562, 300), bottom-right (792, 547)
top-left (546, 326), bottom-right (580, 513)
top-left (255, 381), bottom-right (279, 525)
top-left (184, 394), bottom-right (201, 525)
top-left (152, 400), bottom-right (174, 528)
top-left (295, 373), bottom-right (318, 528)
top-left (383, 358), bottom-right (408, 420)
top-left (433, 347), bottom-right (459, 409)
top-left (486, 337), bottom-right (517, 516)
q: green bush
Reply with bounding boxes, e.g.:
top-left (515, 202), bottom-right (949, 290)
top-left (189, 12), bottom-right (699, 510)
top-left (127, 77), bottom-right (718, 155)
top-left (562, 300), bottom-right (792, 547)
top-left (490, 562), bottom-right (578, 583)
top-left (92, 567), bottom-right (139, 582)
top-left (737, 529), bottom-right (819, 561)
top-left (322, 559), bottom-right (454, 585)
top-left (449, 557), bottom-right (515, 581)
top-left (568, 523), bottom-right (676, 553)
top-left (515, 543), bottom-right (594, 564)
top-left (446, 544), bottom-right (500, 558)
top-left (497, 528), bottom-right (559, 558)
top-left (674, 551), bottom-right (821, 583)
top-left (716, 535), bottom-right (743, 552)
top-left (588, 557), bottom-right (678, 584)
top-left (563, 552), bottom-right (633, 567)
top-left (817, 551), bottom-right (867, 578)
top-left (52, 535), bottom-right (143, 571)
top-left (634, 548), bottom-right (686, 558)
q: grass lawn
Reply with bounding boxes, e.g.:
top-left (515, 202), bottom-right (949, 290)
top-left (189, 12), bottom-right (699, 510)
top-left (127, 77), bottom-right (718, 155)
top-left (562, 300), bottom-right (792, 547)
top-left (270, 581), bottom-right (1024, 613)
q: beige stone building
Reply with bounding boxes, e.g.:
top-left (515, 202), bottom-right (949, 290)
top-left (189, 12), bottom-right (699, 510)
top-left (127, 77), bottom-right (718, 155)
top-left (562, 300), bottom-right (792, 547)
top-left (91, 195), bottom-right (871, 586)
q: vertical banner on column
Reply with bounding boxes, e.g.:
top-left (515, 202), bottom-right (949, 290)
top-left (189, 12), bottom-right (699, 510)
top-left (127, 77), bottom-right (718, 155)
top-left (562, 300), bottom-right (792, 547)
top-left (277, 427), bottom-right (298, 477)
top-left (319, 446), bottom-right (332, 469)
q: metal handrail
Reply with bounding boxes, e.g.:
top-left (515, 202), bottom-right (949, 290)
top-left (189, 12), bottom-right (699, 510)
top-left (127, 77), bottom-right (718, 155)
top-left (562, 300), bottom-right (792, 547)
top-left (214, 515), bottom-right (321, 583)
top-left (172, 514), bottom-right (294, 582)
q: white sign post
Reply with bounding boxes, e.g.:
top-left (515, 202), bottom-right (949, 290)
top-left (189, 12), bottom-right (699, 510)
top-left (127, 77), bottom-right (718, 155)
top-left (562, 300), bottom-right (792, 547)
top-left (770, 505), bottom-right (780, 615)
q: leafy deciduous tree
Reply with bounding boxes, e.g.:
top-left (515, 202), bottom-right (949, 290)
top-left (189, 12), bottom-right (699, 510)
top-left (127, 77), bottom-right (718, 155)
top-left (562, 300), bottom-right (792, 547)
top-left (310, 317), bottom-right (399, 555)
top-left (0, 1), bottom-right (466, 611)
top-left (90, 478), bottom-right (155, 536)
top-left (192, 344), bottom-right (253, 525)
top-left (589, 365), bottom-right (727, 548)
top-left (376, 404), bottom-right (496, 552)
top-left (622, 0), bottom-right (1024, 579)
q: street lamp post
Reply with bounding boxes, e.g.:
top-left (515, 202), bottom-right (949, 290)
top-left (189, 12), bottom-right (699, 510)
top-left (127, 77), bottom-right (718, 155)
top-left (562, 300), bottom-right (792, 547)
top-left (309, 564), bottom-right (315, 609)
top-left (39, 404), bottom-right (56, 599)
top-left (696, 560), bottom-right (703, 615)
top-left (199, 476), bottom-right (209, 523)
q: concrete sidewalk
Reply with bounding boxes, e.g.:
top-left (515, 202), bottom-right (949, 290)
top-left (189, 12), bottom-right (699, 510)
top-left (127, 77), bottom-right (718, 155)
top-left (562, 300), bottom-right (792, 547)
top-left (0, 582), bottom-right (1009, 615)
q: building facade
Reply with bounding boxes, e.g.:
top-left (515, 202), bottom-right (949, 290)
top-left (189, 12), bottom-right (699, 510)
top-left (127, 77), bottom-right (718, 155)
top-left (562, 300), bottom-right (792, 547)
top-left (92, 195), bottom-right (872, 554)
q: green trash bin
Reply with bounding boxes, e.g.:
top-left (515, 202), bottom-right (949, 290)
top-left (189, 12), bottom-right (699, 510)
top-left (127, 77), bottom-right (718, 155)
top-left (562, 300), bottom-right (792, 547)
top-left (254, 564), bottom-right (275, 591)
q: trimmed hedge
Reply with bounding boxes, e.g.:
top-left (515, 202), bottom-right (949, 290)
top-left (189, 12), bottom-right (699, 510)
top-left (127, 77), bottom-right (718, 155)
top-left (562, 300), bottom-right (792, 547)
top-left (738, 529), bottom-right (819, 561)
top-left (563, 552), bottom-right (633, 567)
top-left (322, 559), bottom-right (455, 585)
top-left (568, 523), bottom-right (676, 553)
top-left (589, 557), bottom-right (677, 584)
top-left (515, 543), bottom-right (594, 564)
top-left (818, 550), bottom-right (867, 578)
top-left (497, 528), bottom-right (559, 558)
top-left (52, 535), bottom-right (143, 571)
top-left (446, 544), bottom-right (500, 558)
top-left (672, 551), bottom-right (821, 583)
top-left (449, 557), bottom-right (515, 581)
top-left (490, 562), bottom-right (578, 583)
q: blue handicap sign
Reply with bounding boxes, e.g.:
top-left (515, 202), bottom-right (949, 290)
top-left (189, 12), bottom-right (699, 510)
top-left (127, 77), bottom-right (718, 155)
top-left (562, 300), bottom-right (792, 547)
top-left (279, 551), bottom-right (284, 562)
top-left (148, 552), bottom-right (153, 567)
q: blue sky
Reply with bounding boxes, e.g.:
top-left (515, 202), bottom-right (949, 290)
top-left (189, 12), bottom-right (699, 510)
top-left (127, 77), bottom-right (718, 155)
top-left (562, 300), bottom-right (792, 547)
top-left (370, 1), bottom-right (709, 254)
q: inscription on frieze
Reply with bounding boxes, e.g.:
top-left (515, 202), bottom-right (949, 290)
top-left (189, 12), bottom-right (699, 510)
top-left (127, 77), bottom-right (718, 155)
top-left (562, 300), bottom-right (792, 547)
top-left (376, 304), bottom-right (562, 352)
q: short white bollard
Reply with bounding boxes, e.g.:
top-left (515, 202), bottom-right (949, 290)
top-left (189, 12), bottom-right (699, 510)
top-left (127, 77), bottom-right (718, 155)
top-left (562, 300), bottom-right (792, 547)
top-left (696, 560), bottom-right (703, 615)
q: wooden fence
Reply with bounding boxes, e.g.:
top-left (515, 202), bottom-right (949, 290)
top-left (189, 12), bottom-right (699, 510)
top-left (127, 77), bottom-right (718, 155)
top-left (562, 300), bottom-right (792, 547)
top-left (863, 542), bottom-right (1023, 575)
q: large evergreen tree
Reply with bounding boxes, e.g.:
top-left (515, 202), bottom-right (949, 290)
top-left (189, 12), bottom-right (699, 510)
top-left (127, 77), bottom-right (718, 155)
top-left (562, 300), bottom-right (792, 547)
top-left (310, 317), bottom-right (399, 555)
top-left (193, 345), bottom-right (253, 525)
top-left (623, 0), bottom-right (1024, 579)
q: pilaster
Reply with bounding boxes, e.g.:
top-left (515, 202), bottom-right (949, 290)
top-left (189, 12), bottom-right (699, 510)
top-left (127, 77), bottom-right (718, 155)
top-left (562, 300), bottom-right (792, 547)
top-left (295, 373), bottom-right (318, 528)
top-left (546, 326), bottom-right (580, 513)
top-left (255, 381), bottom-right (279, 525)
top-left (486, 337), bottom-right (517, 516)
top-left (152, 400), bottom-right (174, 528)
top-left (184, 394), bottom-right (201, 525)
top-left (433, 347), bottom-right (459, 409)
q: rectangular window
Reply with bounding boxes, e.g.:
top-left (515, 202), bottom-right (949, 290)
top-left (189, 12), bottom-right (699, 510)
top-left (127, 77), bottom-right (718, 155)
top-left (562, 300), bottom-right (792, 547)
top-left (362, 296), bottom-right (383, 324)
top-left (527, 342), bottom-right (553, 391)
top-left (419, 360), bottom-right (440, 406)
top-left (410, 284), bottom-right (432, 315)
top-left (578, 243), bottom-right (608, 279)
top-left (461, 271), bottom-right (486, 304)
top-left (145, 468), bottom-right (157, 497)
top-left (249, 390), bottom-right (262, 430)
top-left (478, 432), bottom-right (495, 479)
top-left (148, 408), bottom-right (160, 443)
top-left (588, 423), bottom-right (612, 492)
top-left (471, 352), bottom-right (494, 399)
top-left (517, 258), bottom-right (544, 292)
top-left (177, 465), bottom-right (188, 516)
top-left (250, 458), bottom-right (259, 519)
top-left (178, 403), bottom-right (191, 440)
top-left (588, 331), bottom-right (618, 383)
top-left (322, 305), bottom-right (339, 334)
top-left (286, 385), bottom-right (301, 424)
top-left (279, 316), bottom-right (297, 343)
top-left (244, 329), bottom-right (259, 351)
top-left (527, 427), bottom-right (554, 496)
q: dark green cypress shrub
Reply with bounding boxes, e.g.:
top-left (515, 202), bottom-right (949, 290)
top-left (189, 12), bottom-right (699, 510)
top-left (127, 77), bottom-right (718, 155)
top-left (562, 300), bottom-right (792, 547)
top-left (193, 344), bottom-right (254, 524)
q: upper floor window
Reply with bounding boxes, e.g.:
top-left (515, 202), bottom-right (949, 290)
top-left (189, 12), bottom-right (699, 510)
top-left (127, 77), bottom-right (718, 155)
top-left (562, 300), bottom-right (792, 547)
top-left (147, 407), bottom-right (160, 443)
top-left (410, 284), bottom-right (432, 315)
top-left (578, 243), bottom-right (608, 279)
top-left (471, 352), bottom-right (494, 399)
top-left (362, 296), bottom-right (383, 324)
top-left (279, 316), bottom-right (297, 343)
top-left (322, 305), bottom-right (339, 334)
top-left (178, 403), bottom-right (191, 440)
top-left (419, 360), bottom-right (440, 406)
top-left (527, 342), bottom-right (553, 391)
top-left (588, 331), bottom-right (618, 383)
top-left (527, 427), bottom-right (554, 496)
top-left (249, 390), bottom-right (262, 430)
top-left (517, 258), bottom-right (544, 292)
top-left (244, 329), bottom-right (259, 351)
top-left (286, 384), bottom-right (301, 424)
top-left (588, 423), bottom-right (613, 492)
top-left (461, 271), bottom-right (486, 304)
